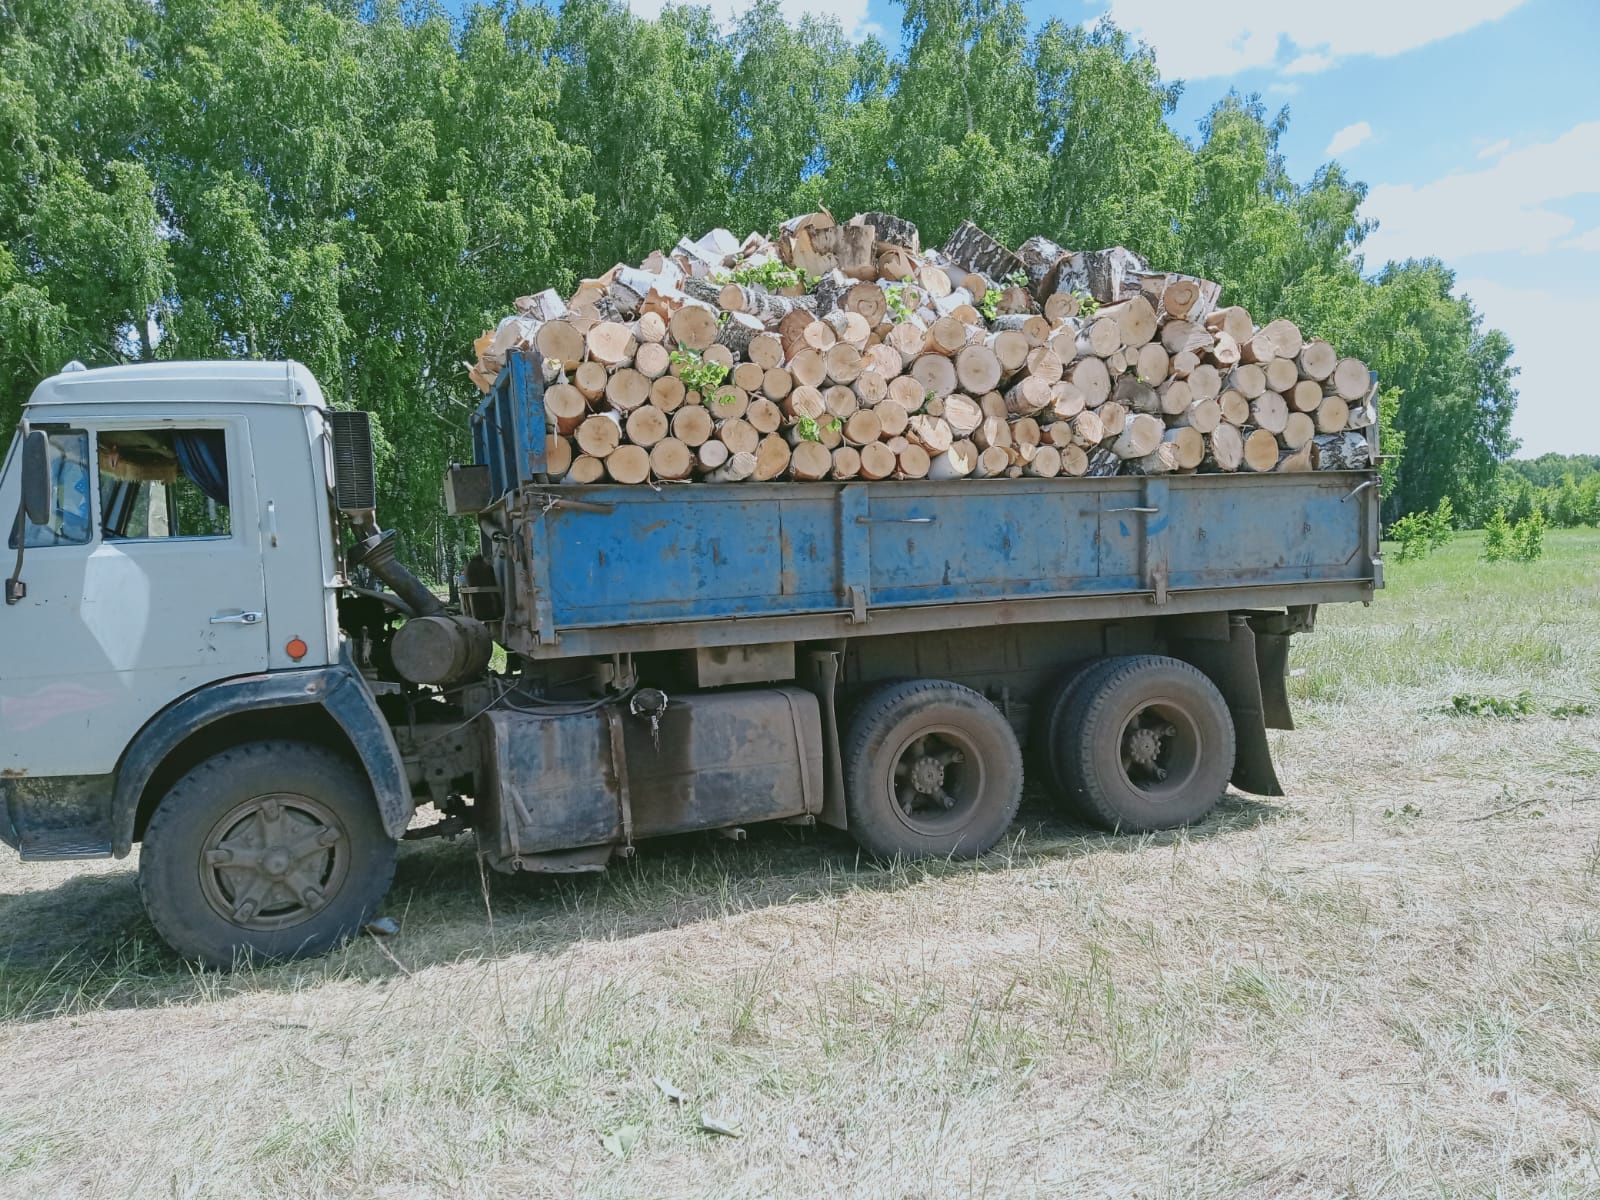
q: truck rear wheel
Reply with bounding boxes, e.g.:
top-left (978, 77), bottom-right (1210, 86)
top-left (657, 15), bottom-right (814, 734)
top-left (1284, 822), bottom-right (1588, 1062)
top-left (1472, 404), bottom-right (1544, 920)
top-left (1056, 655), bottom-right (1235, 833)
top-left (1031, 657), bottom-right (1111, 799)
top-left (843, 679), bottom-right (1023, 860)
top-left (138, 741), bottom-right (397, 968)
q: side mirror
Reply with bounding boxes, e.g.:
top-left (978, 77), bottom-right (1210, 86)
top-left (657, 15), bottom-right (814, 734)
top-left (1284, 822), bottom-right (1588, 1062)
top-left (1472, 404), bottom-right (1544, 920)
top-left (20, 430), bottom-right (51, 528)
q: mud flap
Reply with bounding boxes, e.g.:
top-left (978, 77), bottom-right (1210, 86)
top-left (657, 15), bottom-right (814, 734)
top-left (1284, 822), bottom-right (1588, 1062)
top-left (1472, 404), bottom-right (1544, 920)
top-left (1170, 616), bottom-right (1285, 797)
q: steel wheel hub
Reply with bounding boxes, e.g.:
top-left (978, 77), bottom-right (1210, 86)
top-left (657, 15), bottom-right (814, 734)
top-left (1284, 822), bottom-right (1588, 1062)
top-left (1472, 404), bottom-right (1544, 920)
top-left (199, 793), bottom-right (349, 932)
top-left (890, 731), bottom-right (976, 829)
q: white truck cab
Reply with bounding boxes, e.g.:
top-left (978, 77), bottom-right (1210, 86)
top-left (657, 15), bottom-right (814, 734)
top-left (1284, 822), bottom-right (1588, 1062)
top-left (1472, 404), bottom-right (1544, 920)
top-left (1, 362), bottom-right (412, 964)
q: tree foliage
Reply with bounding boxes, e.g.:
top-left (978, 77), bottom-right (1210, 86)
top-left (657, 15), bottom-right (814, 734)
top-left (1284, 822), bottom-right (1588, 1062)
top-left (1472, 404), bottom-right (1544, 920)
top-left (0, 0), bottom-right (1521, 557)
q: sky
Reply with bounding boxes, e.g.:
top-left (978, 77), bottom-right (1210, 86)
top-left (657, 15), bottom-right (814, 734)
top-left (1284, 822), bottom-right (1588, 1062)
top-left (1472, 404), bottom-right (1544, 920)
top-left (490, 0), bottom-right (1600, 456)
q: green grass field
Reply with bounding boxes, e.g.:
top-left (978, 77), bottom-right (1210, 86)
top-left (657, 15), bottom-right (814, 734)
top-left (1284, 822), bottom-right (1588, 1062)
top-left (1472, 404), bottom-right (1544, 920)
top-left (1, 531), bottom-right (1597, 1197)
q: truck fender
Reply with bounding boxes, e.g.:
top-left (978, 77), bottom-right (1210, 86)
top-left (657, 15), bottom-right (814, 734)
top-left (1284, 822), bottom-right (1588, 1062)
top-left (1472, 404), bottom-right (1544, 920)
top-left (112, 666), bottom-right (412, 856)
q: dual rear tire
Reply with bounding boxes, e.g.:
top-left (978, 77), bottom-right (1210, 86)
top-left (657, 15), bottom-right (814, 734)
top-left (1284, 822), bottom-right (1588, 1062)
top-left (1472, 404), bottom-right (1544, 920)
top-left (841, 656), bottom-right (1236, 860)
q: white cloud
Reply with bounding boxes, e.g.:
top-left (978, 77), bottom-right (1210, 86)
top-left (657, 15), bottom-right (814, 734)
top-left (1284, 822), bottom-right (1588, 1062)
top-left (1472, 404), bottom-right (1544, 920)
top-left (1325, 121), bottom-right (1372, 157)
top-left (1098, 0), bottom-right (1528, 80)
top-left (1282, 51), bottom-right (1334, 75)
top-left (1565, 227), bottom-right (1600, 252)
top-left (1457, 277), bottom-right (1600, 456)
top-left (626, 0), bottom-right (875, 40)
top-left (1477, 137), bottom-right (1512, 160)
top-left (1360, 122), bottom-right (1600, 262)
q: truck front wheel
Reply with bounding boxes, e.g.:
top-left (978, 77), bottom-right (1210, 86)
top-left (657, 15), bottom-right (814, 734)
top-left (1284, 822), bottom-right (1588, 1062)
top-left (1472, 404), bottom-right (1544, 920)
top-left (843, 679), bottom-right (1023, 860)
top-left (138, 741), bottom-right (398, 968)
top-left (1055, 655), bottom-right (1236, 833)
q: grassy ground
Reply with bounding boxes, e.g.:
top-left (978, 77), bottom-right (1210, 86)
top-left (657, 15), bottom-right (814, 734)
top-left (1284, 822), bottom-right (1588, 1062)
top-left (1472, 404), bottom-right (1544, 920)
top-left (1, 531), bottom-right (1597, 1198)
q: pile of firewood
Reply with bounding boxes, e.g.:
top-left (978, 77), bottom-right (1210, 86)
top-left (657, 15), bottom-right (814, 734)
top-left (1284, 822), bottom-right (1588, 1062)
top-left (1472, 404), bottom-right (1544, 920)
top-left (469, 212), bottom-right (1376, 484)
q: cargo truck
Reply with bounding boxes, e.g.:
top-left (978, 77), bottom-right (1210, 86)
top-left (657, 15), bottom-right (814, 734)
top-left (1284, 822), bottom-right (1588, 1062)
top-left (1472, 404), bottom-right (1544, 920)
top-left (0, 354), bottom-right (1380, 965)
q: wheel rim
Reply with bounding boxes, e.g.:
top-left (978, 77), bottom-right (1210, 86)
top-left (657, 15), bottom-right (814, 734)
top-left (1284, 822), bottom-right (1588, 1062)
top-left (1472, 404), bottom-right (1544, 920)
top-left (884, 724), bottom-right (986, 836)
top-left (198, 793), bottom-right (351, 932)
top-left (1116, 698), bottom-right (1202, 801)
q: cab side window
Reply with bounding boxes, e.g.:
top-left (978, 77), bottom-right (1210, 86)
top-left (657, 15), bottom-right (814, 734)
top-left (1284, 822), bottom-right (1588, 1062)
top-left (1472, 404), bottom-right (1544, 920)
top-left (7, 430), bottom-right (92, 549)
top-left (99, 428), bottom-right (232, 540)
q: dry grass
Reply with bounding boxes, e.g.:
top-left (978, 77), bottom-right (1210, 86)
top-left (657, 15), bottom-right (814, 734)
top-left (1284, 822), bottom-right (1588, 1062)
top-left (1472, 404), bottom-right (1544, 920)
top-left (2, 530), bottom-right (1598, 1198)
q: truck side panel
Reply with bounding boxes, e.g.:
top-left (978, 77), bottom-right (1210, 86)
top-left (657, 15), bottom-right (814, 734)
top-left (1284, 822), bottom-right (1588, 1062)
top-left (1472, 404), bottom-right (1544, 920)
top-left (506, 473), bottom-right (1376, 652)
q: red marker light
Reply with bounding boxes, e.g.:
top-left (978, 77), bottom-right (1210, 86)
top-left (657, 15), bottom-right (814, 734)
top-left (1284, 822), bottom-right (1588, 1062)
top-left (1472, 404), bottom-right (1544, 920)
top-left (285, 638), bottom-right (309, 661)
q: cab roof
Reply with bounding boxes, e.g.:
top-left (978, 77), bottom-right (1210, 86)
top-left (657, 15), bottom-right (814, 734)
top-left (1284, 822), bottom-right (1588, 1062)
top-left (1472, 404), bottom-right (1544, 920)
top-left (26, 360), bottom-right (328, 409)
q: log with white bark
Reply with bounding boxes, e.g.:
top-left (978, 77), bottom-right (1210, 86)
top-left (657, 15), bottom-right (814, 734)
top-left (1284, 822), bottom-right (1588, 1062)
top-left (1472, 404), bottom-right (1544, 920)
top-left (1311, 431), bottom-right (1372, 470)
top-left (851, 211), bottom-right (918, 253)
top-left (1114, 375), bottom-right (1159, 415)
top-left (941, 220), bottom-right (1024, 280)
top-left (1053, 247), bottom-right (1150, 304)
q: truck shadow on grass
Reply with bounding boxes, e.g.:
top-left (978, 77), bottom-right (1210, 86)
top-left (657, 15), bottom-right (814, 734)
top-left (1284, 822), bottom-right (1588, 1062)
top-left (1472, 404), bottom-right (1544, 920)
top-left (0, 791), bottom-right (1287, 1023)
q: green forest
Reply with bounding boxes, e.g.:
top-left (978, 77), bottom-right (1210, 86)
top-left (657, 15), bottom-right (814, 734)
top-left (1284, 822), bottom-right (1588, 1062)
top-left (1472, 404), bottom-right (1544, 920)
top-left (1, 0), bottom-right (1523, 561)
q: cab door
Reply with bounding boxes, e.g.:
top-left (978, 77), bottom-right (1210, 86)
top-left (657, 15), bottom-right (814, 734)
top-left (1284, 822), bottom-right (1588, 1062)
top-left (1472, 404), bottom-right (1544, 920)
top-left (0, 416), bottom-right (270, 778)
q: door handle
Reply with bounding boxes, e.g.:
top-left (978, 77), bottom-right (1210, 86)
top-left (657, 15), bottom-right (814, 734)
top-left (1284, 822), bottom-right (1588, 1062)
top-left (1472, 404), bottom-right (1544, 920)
top-left (210, 611), bottom-right (263, 626)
